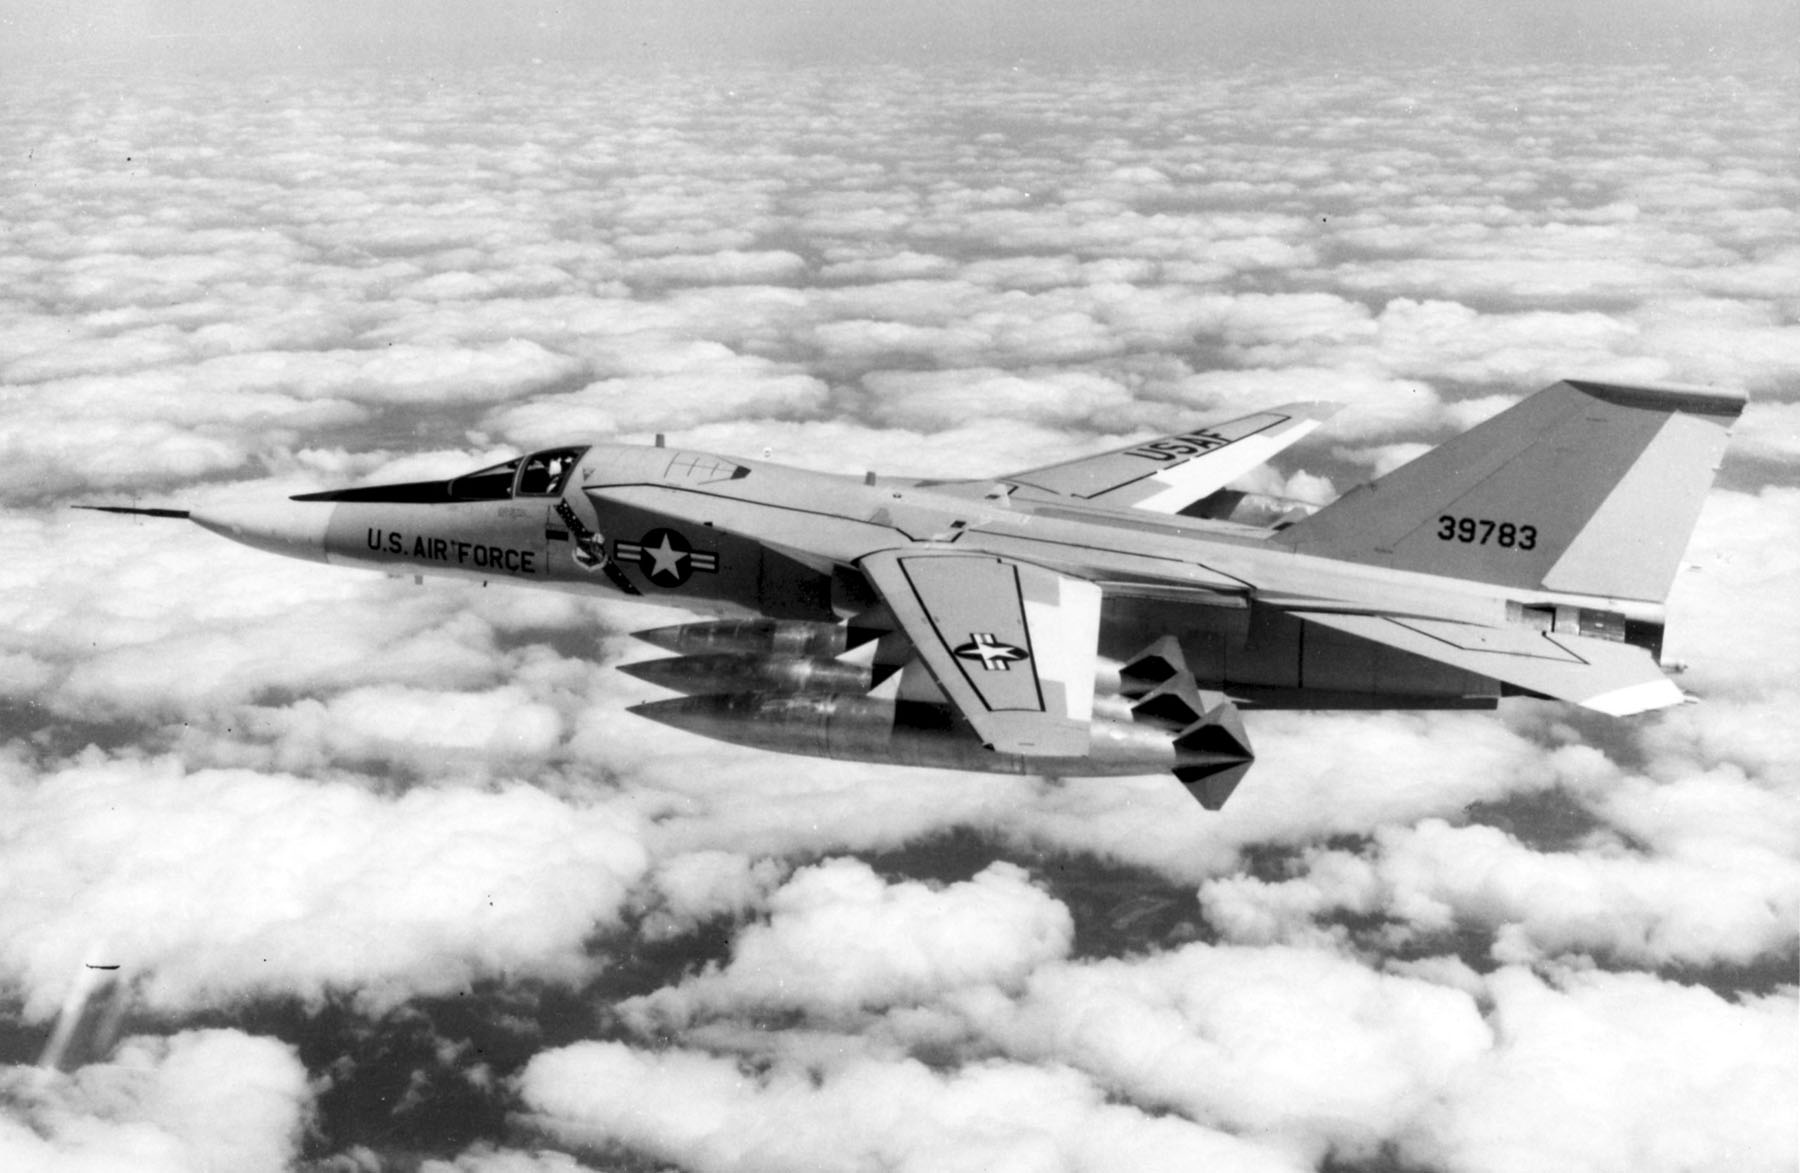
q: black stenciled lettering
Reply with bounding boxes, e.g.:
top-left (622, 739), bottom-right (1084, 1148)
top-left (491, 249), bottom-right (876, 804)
top-left (434, 538), bottom-right (448, 560)
top-left (367, 528), bottom-right (382, 550)
top-left (1435, 515), bottom-right (1539, 552)
top-left (1128, 432), bottom-right (1227, 462)
top-left (455, 540), bottom-right (471, 563)
top-left (521, 551), bottom-right (535, 573)
top-left (388, 532), bottom-right (403, 554)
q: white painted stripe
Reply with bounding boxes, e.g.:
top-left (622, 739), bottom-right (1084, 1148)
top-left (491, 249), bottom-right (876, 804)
top-left (1583, 677), bottom-right (1684, 716)
top-left (1022, 575), bottom-right (1101, 723)
top-left (1129, 420), bottom-right (1323, 513)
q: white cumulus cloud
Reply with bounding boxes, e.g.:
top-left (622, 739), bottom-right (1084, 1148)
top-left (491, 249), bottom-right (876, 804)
top-left (0, 1029), bottom-right (310, 1173)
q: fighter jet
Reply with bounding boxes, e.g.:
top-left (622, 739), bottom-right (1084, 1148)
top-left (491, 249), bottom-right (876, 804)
top-left (83, 379), bottom-right (1742, 809)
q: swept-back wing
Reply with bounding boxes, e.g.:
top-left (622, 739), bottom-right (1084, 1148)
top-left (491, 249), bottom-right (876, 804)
top-left (996, 402), bottom-right (1337, 514)
top-left (1293, 611), bottom-right (1682, 716)
top-left (857, 548), bottom-right (1101, 756)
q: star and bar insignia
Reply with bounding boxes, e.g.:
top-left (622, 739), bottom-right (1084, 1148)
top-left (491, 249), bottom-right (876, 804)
top-left (952, 632), bottom-right (1029, 671)
top-left (615, 528), bottom-right (719, 588)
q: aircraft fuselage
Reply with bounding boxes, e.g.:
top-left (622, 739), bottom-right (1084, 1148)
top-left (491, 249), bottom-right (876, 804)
top-left (199, 440), bottom-right (1660, 715)
top-left (110, 377), bottom-right (1739, 806)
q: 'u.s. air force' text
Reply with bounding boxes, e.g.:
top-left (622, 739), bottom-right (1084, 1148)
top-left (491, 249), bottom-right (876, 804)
top-left (367, 529), bottom-right (537, 573)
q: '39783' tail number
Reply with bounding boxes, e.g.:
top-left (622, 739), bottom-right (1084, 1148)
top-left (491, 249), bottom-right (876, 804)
top-left (1437, 515), bottom-right (1537, 550)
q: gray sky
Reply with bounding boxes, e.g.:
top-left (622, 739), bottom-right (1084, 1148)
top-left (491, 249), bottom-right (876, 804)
top-left (4, 0), bottom-right (1797, 74)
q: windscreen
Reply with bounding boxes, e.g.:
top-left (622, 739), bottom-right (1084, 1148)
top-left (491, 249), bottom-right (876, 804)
top-left (447, 458), bottom-right (522, 501)
top-left (516, 448), bottom-right (587, 496)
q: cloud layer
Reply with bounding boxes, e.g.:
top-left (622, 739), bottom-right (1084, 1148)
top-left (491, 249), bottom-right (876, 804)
top-left (3, 50), bottom-right (1796, 1173)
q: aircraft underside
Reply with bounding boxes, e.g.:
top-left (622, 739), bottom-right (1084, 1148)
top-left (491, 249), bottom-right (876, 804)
top-left (617, 615), bottom-right (1266, 810)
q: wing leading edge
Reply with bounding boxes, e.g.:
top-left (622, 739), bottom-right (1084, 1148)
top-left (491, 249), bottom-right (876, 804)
top-left (995, 402), bottom-right (1338, 515)
top-left (857, 548), bottom-right (1101, 756)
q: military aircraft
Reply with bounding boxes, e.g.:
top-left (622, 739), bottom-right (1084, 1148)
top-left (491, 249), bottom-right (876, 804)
top-left (82, 378), bottom-right (1742, 808)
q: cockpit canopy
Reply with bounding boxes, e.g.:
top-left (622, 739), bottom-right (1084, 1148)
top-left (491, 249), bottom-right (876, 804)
top-left (450, 447), bottom-right (585, 500)
top-left (293, 447), bottom-right (589, 504)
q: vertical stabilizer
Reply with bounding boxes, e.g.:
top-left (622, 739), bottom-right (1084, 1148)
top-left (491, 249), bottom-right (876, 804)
top-left (1277, 380), bottom-right (1743, 602)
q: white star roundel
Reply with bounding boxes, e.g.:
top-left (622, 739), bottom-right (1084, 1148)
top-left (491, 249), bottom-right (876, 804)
top-left (614, 528), bottom-right (718, 588)
top-left (952, 632), bottom-right (1029, 671)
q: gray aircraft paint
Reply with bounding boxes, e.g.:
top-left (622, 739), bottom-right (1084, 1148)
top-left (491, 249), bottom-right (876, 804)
top-left (103, 378), bottom-right (1743, 808)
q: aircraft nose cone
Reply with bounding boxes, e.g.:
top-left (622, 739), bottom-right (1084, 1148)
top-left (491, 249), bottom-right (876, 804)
top-left (190, 501), bottom-right (332, 563)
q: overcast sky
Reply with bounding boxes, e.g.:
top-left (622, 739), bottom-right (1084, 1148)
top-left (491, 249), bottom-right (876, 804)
top-left (4, 0), bottom-right (1798, 73)
top-left (1, 5), bottom-right (1797, 1173)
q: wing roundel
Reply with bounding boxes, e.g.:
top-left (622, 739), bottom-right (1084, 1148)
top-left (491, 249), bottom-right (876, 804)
top-left (856, 548), bottom-right (1101, 757)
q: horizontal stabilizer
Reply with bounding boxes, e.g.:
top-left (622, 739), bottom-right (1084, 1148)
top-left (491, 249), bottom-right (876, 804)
top-left (1294, 611), bottom-right (1683, 716)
